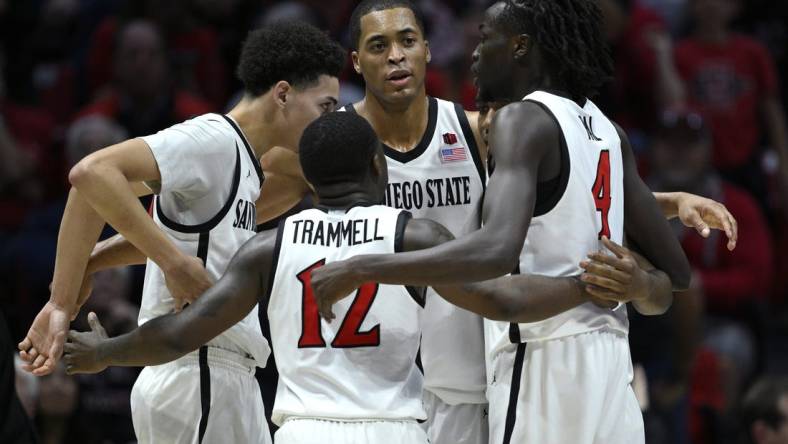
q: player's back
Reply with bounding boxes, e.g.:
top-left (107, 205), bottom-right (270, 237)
top-left (489, 91), bottom-right (628, 352)
top-left (267, 205), bottom-right (425, 426)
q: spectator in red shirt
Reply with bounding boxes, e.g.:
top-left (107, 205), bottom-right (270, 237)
top-left (649, 109), bottom-right (774, 431)
top-left (673, 0), bottom-right (788, 207)
top-left (76, 19), bottom-right (212, 137)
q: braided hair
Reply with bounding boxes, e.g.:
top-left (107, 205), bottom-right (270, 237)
top-left (495, 0), bottom-right (614, 99)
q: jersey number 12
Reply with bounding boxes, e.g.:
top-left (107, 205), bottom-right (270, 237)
top-left (592, 150), bottom-right (611, 239)
top-left (296, 259), bottom-right (380, 349)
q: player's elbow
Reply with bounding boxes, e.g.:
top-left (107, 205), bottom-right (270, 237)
top-left (484, 243), bottom-right (521, 277)
top-left (669, 257), bottom-right (692, 292)
top-left (68, 154), bottom-right (106, 188)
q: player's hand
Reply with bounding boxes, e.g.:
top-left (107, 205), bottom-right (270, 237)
top-left (579, 237), bottom-right (650, 304)
top-left (18, 300), bottom-right (71, 376)
top-left (64, 312), bottom-right (109, 375)
top-left (675, 193), bottom-right (737, 251)
top-left (311, 259), bottom-right (363, 321)
top-left (163, 254), bottom-right (213, 311)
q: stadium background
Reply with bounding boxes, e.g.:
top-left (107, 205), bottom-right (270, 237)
top-left (0, 0), bottom-right (786, 443)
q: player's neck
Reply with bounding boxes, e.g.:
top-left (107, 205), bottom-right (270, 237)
top-left (316, 188), bottom-right (379, 209)
top-left (227, 97), bottom-right (279, 158)
top-left (358, 91), bottom-right (429, 153)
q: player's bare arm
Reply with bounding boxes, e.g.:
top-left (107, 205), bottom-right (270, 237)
top-left (19, 138), bottom-right (212, 375)
top-left (653, 191), bottom-right (737, 250)
top-left (478, 101), bottom-right (738, 248)
top-left (312, 102), bottom-right (555, 309)
top-left (385, 217), bottom-right (615, 324)
top-left (617, 123), bottom-right (691, 298)
top-left (580, 237), bottom-right (673, 315)
top-left (63, 229), bottom-right (277, 374)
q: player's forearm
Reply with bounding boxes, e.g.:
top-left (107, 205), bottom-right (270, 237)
top-left (631, 269), bottom-right (673, 315)
top-left (69, 161), bottom-right (185, 272)
top-left (97, 315), bottom-right (198, 367)
top-left (87, 234), bottom-right (148, 274)
top-left (435, 275), bottom-right (586, 323)
top-left (49, 188), bottom-right (106, 312)
top-left (351, 228), bottom-right (519, 286)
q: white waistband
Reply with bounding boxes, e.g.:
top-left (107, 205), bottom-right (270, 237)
top-left (175, 346), bottom-right (257, 376)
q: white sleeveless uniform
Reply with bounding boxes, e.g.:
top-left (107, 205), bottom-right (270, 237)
top-left (132, 114), bottom-right (271, 444)
top-left (267, 205), bottom-right (428, 444)
top-left (344, 97), bottom-right (488, 444)
top-left (485, 91), bottom-right (643, 444)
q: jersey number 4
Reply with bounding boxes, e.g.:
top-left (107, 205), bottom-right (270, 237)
top-left (592, 150), bottom-right (611, 239)
top-left (296, 259), bottom-right (380, 348)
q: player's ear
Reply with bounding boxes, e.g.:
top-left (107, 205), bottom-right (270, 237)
top-left (513, 34), bottom-right (531, 62)
top-left (424, 40), bottom-right (431, 64)
top-left (273, 81), bottom-right (291, 108)
top-left (352, 51), bottom-right (362, 75)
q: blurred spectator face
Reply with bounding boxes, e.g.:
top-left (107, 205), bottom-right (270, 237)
top-left (65, 116), bottom-right (127, 168)
top-left (283, 75), bottom-right (340, 152)
top-left (471, 2), bottom-right (517, 105)
top-left (114, 21), bottom-right (168, 101)
top-left (651, 112), bottom-right (711, 190)
top-left (353, 7), bottom-right (430, 105)
top-left (597, 0), bottom-right (632, 41)
top-left (691, 0), bottom-right (739, 28)
top-left (758, 395), bottom-right (788, 444)
top-left (38, 362), bottom-right (77, 417)
top-left (744, 379), bottom-right (788, 444)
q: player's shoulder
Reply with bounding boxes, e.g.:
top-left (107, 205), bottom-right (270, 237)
top-left (169, 113), bottom-right (238, 145)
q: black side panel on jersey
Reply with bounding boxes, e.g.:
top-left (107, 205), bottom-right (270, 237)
top-left (197, 346), bottom-right (211, 443)
top-left (261, 221), bottom-right (286, 306)
top-left (221, 114), bottom-right (264, 187)
top-left (509, 264), bottom-right (522, 344)
top-left (522, 99), bottom-right (570, 218)
top-left (156, 144), bottom-right (242, 233)
top-left (453, 102), bottom-right (486, 188)
top-left (502, 342), bottom-right (527, 444)
top-left (394, 211), bottom-right (426, 308)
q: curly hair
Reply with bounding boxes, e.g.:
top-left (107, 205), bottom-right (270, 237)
top-left (349, 0), bottom-right (426, 50)
top-left (299, 112), bottom-right (379, 187)
top-left (496, 0), bottom-right (614, 99)
top-left (236, 21), bottom-right (346, 96)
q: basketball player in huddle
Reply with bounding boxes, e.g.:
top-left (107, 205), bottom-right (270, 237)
top-left (333, 2), bottom-right (737, 444)
top-left (19, 22), bottom-right (345, 443)
top-left (62, 111), bottom-right (672, 444)
top-left (312, 1), bottom-right (734, 443)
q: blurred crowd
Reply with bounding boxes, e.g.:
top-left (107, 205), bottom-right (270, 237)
top-left (0, 1), bottom-right (787, 443)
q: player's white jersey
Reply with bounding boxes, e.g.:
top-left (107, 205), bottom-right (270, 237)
top-left (267, 205), bottom-right (425, 425)
top-left (487, 91), bottom-right (628, 354)
top-left (139, 113), bottom-right (270, 366)
top-left (343, 97), bottom-right (487, 405)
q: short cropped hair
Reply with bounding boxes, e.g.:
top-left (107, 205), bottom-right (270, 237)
top-left (349, 0), bottom-right (426, 50)
top-left (299, 112), bottom-right (380, 187)
top-left (236, 21), bottom-right (346, 96)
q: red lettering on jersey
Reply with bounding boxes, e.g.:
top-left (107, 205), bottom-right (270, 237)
top-left (331, 283), bottom-right (380, 348)
top-left (297, 260), bottom-right (380, 349)
top-left (592, 150), bottom-right (612, 239)
top-left (297, 260), bottom-right (327, 348)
